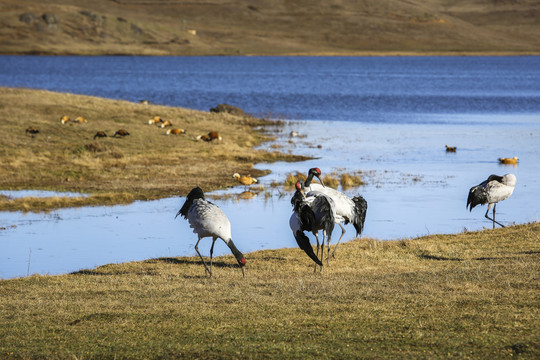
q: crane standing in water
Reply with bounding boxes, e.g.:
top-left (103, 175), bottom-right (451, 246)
top-left (467, 173), bottom-right (517, 228)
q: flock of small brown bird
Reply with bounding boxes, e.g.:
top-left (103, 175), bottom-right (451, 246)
top-left (147, 115), bottom-right (223, 141)
top-left (445, 145), bottom-right (517, 166)
top-left (61, 115), bottom-right (130, 140)
top-left (24, 114), bottom-right (223, 144)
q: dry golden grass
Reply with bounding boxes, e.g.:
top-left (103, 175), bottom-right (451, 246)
top-left (1, 223), bottom-right (539, 359)
top-left (280, 170), bottom-right (366, 190)
top-left (0, 87), bottom-right (309, 211)
top-left (340, 173), bottom-right (365, 188)
top-left (283, 171), bottom-right (308, 187)
top-left (322, 174), bottom-right (340, 189)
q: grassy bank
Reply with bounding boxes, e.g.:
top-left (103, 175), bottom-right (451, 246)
top-left (1, 223), bottom-right (539, 358)
top-left (0, 87), bottom-right (307, 211)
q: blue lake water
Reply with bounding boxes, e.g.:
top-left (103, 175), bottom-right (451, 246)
top-left (1, 56), bottom-right (539, 121)
top-left (1, 56), bottom-right (539, 279)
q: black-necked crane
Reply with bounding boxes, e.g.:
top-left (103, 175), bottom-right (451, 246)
top-left (303, 167), bottom-right (367, 257)
top-left (467, 173), bottom-right (517, 229)
top-left (290, 180), bottom-right (335, 270)
top-left (176, 186), bottom-right (246, 277)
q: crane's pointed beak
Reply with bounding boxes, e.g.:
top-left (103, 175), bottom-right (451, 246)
top-left (241, 266), bottom-right (245, 278)
top-left (317, 176), bottom-right (326, 187)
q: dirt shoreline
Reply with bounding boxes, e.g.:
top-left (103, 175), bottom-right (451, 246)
top-left (3, 51), bottom-right (539, 57)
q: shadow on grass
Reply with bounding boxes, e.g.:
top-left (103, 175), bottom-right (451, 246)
top-left (70, 256), bottom-right (241, 276)
top-left (417, 252), bottom-right (463, 261)
top-left (152, 257), bottom-right (238, 269)
top-left (418, 250), bottom-right (540, 262)
top-left (71, 269), bottom-right (129, 276)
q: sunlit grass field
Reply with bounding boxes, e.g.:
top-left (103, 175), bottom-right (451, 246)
top-left (1, 223), bottom-right (539, 359)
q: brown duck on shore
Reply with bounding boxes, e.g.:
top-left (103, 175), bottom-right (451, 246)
top-left (25, 126), bottom-right (39, 137)
top-left (197, 131), bottom-right (222, 142)
top-left (93, 131), bottom-right (107, 140)
top-left (160, 120), bottom-right (173, 128)
top-left (148, 116), bottom-right (163, 125)
top-left (166, 128), bottom-right (186, 135)
top-left (113, 129), bottom-right (130, 138)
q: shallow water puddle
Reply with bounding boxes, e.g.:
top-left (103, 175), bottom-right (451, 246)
top-left (0, 190), bottom-right (88, 199)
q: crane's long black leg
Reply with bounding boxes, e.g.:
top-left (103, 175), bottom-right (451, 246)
top-left (209, 236), bottom-right (217, 277)
top-left (195, 236), bottom-right (211, 276)
top-left (485, 204), bottom-right (505, 228)
top-left (320, 232), bottom-right (325, 271)
top-left (331, 223), bottom-right (346, 258)
top-left (325, 230), bottom-right (331, 267)
top-left (314, 232), bottom-right (321, 273)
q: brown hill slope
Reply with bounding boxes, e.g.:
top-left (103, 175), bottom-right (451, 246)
top-left (1, 0), bottom-right (539, 55)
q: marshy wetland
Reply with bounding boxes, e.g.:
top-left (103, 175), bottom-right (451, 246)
top-left (1, 56), bottom-right (540, 279)
top-left (1, 97), bottom-right (540, 279)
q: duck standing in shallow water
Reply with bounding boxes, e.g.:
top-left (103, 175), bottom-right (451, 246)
top-left (232, 173), bottom-right (258, 188)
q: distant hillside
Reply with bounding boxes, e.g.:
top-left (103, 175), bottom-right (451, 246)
top-left (1, 0), bottom-right (539, 55)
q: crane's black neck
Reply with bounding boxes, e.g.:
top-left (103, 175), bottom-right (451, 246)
top-left (304, 172), bottom-right (315, 187)
top-left (487, 174), bottom-right (504, 184)
top-left (227, 240), bottom-right (245, 267)
top-left (176, 186), bottom-right (205, 219)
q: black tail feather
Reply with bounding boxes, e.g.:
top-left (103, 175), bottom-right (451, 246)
top-left (351, 195), bottom-right (368, 236)
top-left (294, 231), bottom-right (323, 266)
top-left (467, 185), bottom-right (487, 211)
